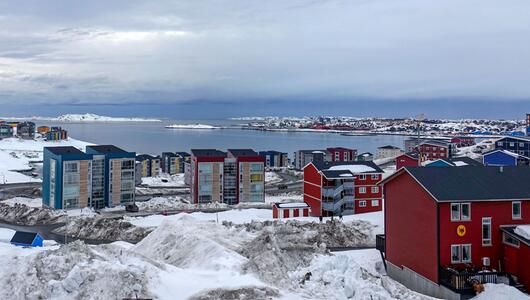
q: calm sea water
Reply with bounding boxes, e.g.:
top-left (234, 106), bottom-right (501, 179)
top-left (38, 120), bottom-right (408, 158)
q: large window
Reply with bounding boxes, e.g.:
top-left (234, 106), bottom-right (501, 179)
top-left (482, 217), bottom-right (492, 246)
top-left (451, 203), bottom-right (471, 221)
top-left (512, 201), bottom-right (522, 219)
top-left (503, 233), bottom-right (520, 248)
top-left (359, 187), bottom-right (366, 194)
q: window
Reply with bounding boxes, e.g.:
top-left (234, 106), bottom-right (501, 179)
top-left (371, 199), bottom-right (379, 207)
top-left (497, 142), bottom-right (502, 146)
top-left (451, 203), bottom-right (460, 221)
top-left (503, 233), bottom-right (520, 247)
top-left (359, 187), bottom-right (366, 194)
top-left (451, 244), bottom-right (472, 263)
top-left (461, 203), bottom-right (471, 221)
top-left (359, 200), bottom-right (367, 207)
top-left (462, 244), bottom-right (472, 263)
top-left (451, 245), bottom-right (461, 263)
top-left (335, 152), bottom-right (339, 160)
top-left (371, 174), bottom-right (378, 180)
top-left (433, 147), bottom-right (437, 151)
top-left (510, 142), bottom-right (515, 147)
top-left (371, 186), bottom-right (379, 193)
top-left (451, 203), bottom-right (471, 221)
top-left (520, 151), bottom-right (525, 155)
top-left (482, 217), bottom-right (492, 246)
top-left (359, 175), bottom-right (366, 180)
top-left (520, 143), bottom-right (525, 147)
top-left (512, 201), bottom-right (522, 219)
top-left (64, 161), bottom-right (78, 173)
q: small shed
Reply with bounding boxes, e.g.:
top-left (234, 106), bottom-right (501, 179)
top-left (10, 231), bottom-right (43, 247)
top-left (272, 202), bottom-right (310, 219)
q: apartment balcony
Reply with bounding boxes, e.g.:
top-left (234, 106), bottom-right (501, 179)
top-left (343, 181), bottom-right (354, 189)
top-left (322, 198), bottom-right (345, 213)
top-left (439, 267), bottom-right (517, 295)
top-left (322, 185), bottom-right (344, 198)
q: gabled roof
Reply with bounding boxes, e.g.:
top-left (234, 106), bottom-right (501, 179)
top-left (381, 166), bottom-right (530, 202)
top-left (175, 151), bottom-right (190, 157)
top-left (191, 149), bottom-right (227, 157)
top-left (45, 146), bottom-right (85, 155)
top-left (227, 149), bottom-right (259, 157)
top-left (10, 231), bottom-right (38, 244)
top-left (399, 151), bottom-right (420, 159)
top-left (483, 149), bottom-right (530, 160)
top-left (357, 152), bottom-right (373, 156)
top-left (321, 170), bottom-right (355, 179)
top-left (448, 157), bottom-right (483, 166)
top-left (496, 136), bottom-right (530, 142)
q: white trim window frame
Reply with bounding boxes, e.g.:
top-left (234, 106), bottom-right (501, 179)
top-left (512, 201), bottom-right (522, 220)
top-left (359, 174), bottom-right (366, 180)
top-left (451, 203), bottom-right (461, 221)
top-left (359, 200), bottom-right (367, 207)
top-left (359, 187), bottom-right (366, 194)
top-left (503, 233), bottom-right (520, 248)
top-left (371, 186), bottom-right (379, 193)
top-left (461, 244), bottom-right (472, 263)
top-left (461, 203), bottom-right (471, 221)
top-left (371, 174), bottom-right (378, 180)
top-left (482, 217), bottom-right (492, 246)
top-left (371, 199), bottom-right (379, 207)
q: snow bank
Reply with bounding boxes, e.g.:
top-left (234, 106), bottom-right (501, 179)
top-left (4, 113), bottom-right (161, 122)
top-left (265, 172), bottom-right (283, 184)
top-left (165, 124), bottom-right (219, 129)
top-left (135, 216), bottom-right (252, 271)
top-left (141, 173), bottom-right (185, 187)
top-left (472, 283), bottom-right (530, 300)
top-left (292, 251), bottom-right (436, 300)
top-left (514, 225), bottom-right (530, 240)
top-left (2, 197), bottom-right (42, 208)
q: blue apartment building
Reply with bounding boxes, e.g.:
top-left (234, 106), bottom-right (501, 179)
top-left (43, 145), bottom-right (136, 210)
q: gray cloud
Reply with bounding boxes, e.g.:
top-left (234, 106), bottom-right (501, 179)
top-left (1, 0), bottom-right (530, 106)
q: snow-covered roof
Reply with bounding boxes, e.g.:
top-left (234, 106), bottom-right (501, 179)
top-left (328, 165), bottom-right (375, 173)
top-left (275, 202), bottom-right (309, 208)
top-left (453, 161), bottom-right (468, 166)
top-left (514, 225), bottom-right (530, 240)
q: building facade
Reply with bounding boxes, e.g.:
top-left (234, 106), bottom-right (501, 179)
top-left (494, 137), bottom-right (530, 157)
top-left (0, 124), bottom-right (13, 138)
top-left (43, 145), bottom-right (135, 210)
top-left (16, 122), bottom-right (35, 139)
top-left (395, 152), bottom-right (419, 170)
top-left (45, 127), bottom-right (68, 141)
top-left (326, 147), bottom-right (357, 162)
top-left (483, 149), bottom-right (530, 167)
top-left (136, 154), bottom-right (160, 177)
top-left (379, 167), bottom-right (530, 299)
top-left (303, 161), bottom-right (383, 216)
top-left (259, 150), bottom-right (289, 168)
top-left (190, 149), bottom-right (265, 205)
top-left (376, 145), bottom-right (403, 159)
top-left (418, 140), bottom-right (455, 162)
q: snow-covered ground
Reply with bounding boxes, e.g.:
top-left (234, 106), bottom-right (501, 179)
top-left (472, 283), bottom-right (530, 300)
top-left (0, 137), bottom-right (91, 184)
top-left (265, 171), bottom-right (283, 184)
top-left (2, 113), bottom-right (161, 122)
top-left (265, 192), bottom-right (303, 204)
top-left (456, 138), bottom-right (498, 160)
top-left (141, 173), bottom-right (186, 187)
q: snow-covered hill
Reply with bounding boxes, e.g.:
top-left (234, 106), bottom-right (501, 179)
top-left (2, 113), bottom-right (161, 122)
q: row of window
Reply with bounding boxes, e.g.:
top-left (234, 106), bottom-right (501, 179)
top-left (498, 141), bottom-right (529, 148)
top-left (423, 146), bottom-right (447, 151)
top-left (359, 199), bottom-right (380, 207)
top-left (358, 174), bottom-right (380, 180)
top-left (451, 233), bottom-right (523, 264)
top-left (358, 186), bottom-right (380, 194)
top-left (451, 202), bottom-right (522, 221)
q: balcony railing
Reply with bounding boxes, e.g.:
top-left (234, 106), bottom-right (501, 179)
top-left (322, 198), bottom-right (345, 213)
top-left (376, 234), bottom-right (386, 253)
top-left (439, 268), bottom-right (516, 293)
top-left (322, 185), bottom-right (344, 197)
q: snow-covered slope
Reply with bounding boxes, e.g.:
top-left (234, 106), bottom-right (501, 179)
top-left (2, 113), bottom-right (161, 122)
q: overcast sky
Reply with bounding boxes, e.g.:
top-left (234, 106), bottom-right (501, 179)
top-left (1, 0), bottom-right (530, 118)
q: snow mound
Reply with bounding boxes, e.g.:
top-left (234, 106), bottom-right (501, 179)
top-left (135, 217), bottom-right (252, 271)
top-left (0, 241), bottom-right (160, 300)
top-left (328, 165), bottom-right (375, 173)
top-left (292, 254), bottom-right (434, 300)
top-left (189, 286), bottom-right (279, 300)
top-left (472, 283), bottom-right (530, 300)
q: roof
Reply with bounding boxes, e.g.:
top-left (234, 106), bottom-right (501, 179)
top-left (191, 149), bottom-right (227, 157)
top-left (500, 226), bottom-right (530, 246)
top-left (419, 140), bottom-right (451, 147)
top-left (86, 145), bottom-right (128, 154)
top-left (448, 157), bottom-right (483, 166)
top-left (378, 145), bottom-right (400, 150)
top-left (10, 231), bottom-right (38, 244)
top-left (400, 151), bottom-right (420, 159)
top-left (162, 152), bottom-right (177, 157)
top-left (326, 147), bottom-right (355, 151)
top-left (483, 149), bottom-right (530, 160)
top-left (383, 166), bottom-right (530, 202)
top-left (312, 160), bottom-right (384, 173)
top-left (496, 136), bottom-right (530, 142)
top-left (357, 152), bottom-right (373, 156)
top-left (45, 146), bottom-right (85, 155)
top-left (275, 202), bottom-right (309, 208)
top-left (227, 149), bottom-right (259, 157)
top-left (175, 152), bottom-right (190, 157)
top-left (321, 170), bottom-right (355, 179)
top-left (136, 154), bottom-right (157, 160)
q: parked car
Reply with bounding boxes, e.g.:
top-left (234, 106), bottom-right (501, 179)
top-left (125, 203), bottom-right (139, 212)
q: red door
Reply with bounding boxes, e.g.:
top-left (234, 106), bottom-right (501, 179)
top-left (283, 209), bottom-right (289, 218)
top-left (503, 244), bottom-right (519, 275)
top-left (293, 209), bottom-right (299, 217)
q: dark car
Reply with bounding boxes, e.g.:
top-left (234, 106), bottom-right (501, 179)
top-left (125, 203), bottom-right (139, 212)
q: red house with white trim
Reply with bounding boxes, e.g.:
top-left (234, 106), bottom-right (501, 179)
top-left (418, 140), bottom-right (455, 162)
top-left (378, 166), bottom-right (530, 299)
top-left (272, 202), bottom-right (311, 219)
top-left (395, 151), bottom-right (420, 170)
top-left (303, 160), bottom-right (383, 217)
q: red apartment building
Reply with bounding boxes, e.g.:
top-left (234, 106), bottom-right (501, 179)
top-left (303, 160), bottom-right (383, 216)
top-left (326, 147), bottom-right (357, 162)
top-left (190, 149), bottom-right (265, 205)
top-left (418, 140), bottom-right (455, 162)
top-left (378, 166), bottom-right (530, 299)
